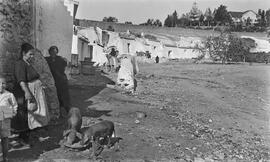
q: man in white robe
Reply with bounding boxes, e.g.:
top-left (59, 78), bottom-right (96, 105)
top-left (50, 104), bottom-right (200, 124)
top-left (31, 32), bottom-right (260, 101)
top-left (117, 54), bottom-right (139, 93)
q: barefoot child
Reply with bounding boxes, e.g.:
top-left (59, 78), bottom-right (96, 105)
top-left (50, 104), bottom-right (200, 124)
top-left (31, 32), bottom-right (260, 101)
top-left (0, 75), bottom-right (17, 161)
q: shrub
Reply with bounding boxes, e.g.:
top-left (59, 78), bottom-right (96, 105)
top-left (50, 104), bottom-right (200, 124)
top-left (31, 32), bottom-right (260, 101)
top-left (144, 34), bottom-right (158, 42)
top-left (196, 30), bottom-right (253, 63)
top-left (107, 25), bottom-right (115, 32)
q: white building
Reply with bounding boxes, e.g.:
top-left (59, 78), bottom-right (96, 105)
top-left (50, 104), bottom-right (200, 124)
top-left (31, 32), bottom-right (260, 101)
top-left (229, 10), bottom-right (258, 25)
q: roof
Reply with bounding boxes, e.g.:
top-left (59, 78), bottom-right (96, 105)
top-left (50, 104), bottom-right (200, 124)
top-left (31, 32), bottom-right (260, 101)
top-left (242, 10), bottom-right (258, 16)
top-left (119, 32), bottom-right (136, 40)
top-left (229, 10), bottom-right (257, 19)
top-left (229, 11), bottom-right (243, 18)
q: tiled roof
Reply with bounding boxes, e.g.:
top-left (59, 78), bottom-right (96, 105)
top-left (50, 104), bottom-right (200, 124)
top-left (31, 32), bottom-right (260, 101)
top-left (229, 10), bottom-right (257, 19)
top-left (229, 12), bottom-right (243, 18)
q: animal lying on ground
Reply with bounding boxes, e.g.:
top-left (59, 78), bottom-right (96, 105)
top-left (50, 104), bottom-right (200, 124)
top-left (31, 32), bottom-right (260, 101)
top-left (117, 54), bottom-right (139, 93)
top-left (63, 107), bottom-right (82, 145)
top-left (80, 120), bottom-right (116, 157)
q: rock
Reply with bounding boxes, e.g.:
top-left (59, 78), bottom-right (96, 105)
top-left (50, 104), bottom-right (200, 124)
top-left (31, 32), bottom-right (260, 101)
top-left (160, 106), bottom-right (165, 110)
top-left (136, 111), bottom-right (146, 119)
top-left (227, 158), bottom-right (237, 162)
top-left (216, 153), bottom-right (225, 160)
top-left (194, 158), bottom-right (205, 162)
top-left (31, 50), bottom-right (60, 119)
top-left (175, 142), bottom-right (181, 147)
top-left (135, 120), bottom-right (140, 124)
top-left (38, 137), bottom-right (50, 142)
top-left (146, 74), bottom-right (154, 78)
top-left (165, 98), bottom-right (172, 102)
top-left (106, 84), bottom-right (115, 89)
top-left (184, 155), bottom-right (192, 162)
top-left (204, 158), bottom-right (214, 162)
top-left (209, 119), bottom-right (213, 123)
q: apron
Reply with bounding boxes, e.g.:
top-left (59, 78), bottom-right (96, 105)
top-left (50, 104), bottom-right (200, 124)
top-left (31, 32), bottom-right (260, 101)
top-left (27, 79), bottom-right (50, 130)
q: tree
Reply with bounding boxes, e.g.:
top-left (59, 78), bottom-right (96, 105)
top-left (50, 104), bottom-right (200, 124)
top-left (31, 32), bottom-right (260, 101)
top-left (107, 25), bottom-right (115, 32)
top-left (125, 21), bottom-right (133, 25)
top-left (214, 5), bottom-right (231, 25)
top-left (199, 14), bottom-right (204, 26)
top-left (164, 15), bottom-right (173, 27)
top-left (103, 16), bottom-right (118, 23)
top-left (246, 17), bottom-right (252, 26)
top-left (261, 10), bottom-right (266, 26)
top-left (258, 9), bottom-right (262, 19)
top-left (147, 19), bottom-right (154, 25)
top-left (141, 19), bottom-right (162, 27)
top-left (189, 2), bottom-right (202, 26)
top-left (196, 30), bottom-right (250, 63)
top-left (204, 8), bottom-right (213, 26)
top-left (266, 9), bottom-right (270, 27)
top-left (153, 19), bottom-right (162, 27)
top-left (172, 10), bottom-right (178, 27)
top-left (257, 9), bottom-right (266, 26)
top-left (178, 14), bottom-right (190, 27)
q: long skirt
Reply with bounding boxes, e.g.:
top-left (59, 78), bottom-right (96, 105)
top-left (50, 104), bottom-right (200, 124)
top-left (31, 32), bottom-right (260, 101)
top-left (27, 79), bottom-right (50, 130)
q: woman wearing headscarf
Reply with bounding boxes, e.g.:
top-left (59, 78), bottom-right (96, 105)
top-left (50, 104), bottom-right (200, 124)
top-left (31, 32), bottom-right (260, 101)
top-left (45, 46), bottom-right (70, 117)
top-left (12, 43), bottom-right (50, 147)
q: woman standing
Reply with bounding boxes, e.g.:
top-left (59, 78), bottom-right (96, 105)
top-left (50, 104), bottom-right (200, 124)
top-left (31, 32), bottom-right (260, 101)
top-left (45, 46), bottom-right (70, 117)
top-left (12, 43), bottom-right (50, 146)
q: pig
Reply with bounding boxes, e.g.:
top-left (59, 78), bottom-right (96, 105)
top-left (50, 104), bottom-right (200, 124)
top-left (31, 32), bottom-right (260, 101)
top-left (63, 107), bottom-right (82, 145)
top-left (80, 120), bottom-right (115, 157)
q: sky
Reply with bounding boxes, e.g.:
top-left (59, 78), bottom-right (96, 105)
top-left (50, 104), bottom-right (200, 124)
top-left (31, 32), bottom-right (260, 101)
top-left (76, 0), bottom-right (270, 24)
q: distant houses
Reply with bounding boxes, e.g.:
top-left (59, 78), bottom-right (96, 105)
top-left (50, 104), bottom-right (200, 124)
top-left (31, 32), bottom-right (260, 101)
top-left (228, 10), bottom-right (258, 26)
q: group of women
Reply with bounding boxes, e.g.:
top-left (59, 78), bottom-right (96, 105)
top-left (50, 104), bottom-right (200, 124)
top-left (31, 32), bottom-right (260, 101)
top-left (11, 43), bottom-right (70, 147)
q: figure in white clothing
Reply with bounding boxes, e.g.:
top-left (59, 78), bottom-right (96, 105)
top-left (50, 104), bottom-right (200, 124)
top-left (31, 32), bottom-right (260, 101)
top-left (117, 54), bottom-right (139, 93)
top-left (0, 75), bottom-right (17, 161)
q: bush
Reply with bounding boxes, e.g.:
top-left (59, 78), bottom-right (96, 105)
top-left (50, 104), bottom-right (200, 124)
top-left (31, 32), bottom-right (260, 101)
top-left (107, 25), bottom-right (115, 32)
top-left (245, 52), bottom-right (270, 63)
top-left (230, 24), bottom-right (267, 32)
top-left (144, 34), bottom-right (158, 42)
top-left (197, 31), bottom-right (253, 63)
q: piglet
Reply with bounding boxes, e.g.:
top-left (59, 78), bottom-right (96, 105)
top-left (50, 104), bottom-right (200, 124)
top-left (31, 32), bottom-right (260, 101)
top-left (63, 107), bottom-right (82, 145)
top-left (80, 120), bottom-right (116, 157)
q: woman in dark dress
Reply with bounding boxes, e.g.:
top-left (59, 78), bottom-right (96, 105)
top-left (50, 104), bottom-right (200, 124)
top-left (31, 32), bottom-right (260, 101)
top-left (12, 43), bottom-right (50, 146)
top-left (45, 46), bottom-right (70, 117)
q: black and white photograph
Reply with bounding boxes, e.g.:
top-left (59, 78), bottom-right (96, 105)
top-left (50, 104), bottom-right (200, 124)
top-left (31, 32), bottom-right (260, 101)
top-left (0, 0), bottom-right (270, 161)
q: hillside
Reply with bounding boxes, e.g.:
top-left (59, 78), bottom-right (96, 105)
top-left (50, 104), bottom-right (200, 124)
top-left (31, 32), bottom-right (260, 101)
top-left (77, 19), bottom-right (269, 40)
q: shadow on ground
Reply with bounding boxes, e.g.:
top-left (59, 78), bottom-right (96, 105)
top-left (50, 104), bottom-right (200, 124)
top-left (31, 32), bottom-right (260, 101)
top-left (8, 67), bottom-right (116, 161)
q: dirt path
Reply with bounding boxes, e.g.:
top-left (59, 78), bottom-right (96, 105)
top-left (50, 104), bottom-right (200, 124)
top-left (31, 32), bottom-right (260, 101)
top-left (8, 62), bottom-right (270, 162)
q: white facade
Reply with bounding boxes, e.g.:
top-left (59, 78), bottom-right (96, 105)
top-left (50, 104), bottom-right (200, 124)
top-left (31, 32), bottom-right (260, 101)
top-left (242, 11), bottom-right (257, 24)
top-left (34, 0), bottom-right (74, 61)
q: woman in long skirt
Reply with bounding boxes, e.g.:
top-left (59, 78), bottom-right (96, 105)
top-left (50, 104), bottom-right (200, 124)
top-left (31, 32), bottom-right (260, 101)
top-left (12, 43), bottom-right (50, 147)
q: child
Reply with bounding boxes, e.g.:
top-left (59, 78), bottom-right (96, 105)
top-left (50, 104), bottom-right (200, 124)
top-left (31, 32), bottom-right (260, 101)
top-left (0, 75), bottom-right (17, 162)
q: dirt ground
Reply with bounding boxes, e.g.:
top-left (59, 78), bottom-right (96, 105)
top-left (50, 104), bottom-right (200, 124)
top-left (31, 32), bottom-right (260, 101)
top-left (8, 61), bottom-right (270, 162)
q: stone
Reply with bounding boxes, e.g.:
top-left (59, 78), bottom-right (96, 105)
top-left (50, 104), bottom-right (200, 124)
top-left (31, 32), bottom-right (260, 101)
top-left (0, 0), bottom-right (33, 86)
top-left (204, 158), bottom-right (214, 162)
top-left (194, 158), bottom-right (205, 162)
top-left (31, 50), bottom-right (60, 119)
top-left (135, 120), bottom-right (140, 124)
top-left (136, 111), bottom-right (146, 118)
top-left (175, 142), bottom-right (181, 147)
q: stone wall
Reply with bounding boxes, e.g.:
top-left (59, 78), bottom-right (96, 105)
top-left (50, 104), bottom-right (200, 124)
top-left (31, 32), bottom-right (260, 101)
top-left (0, 0), bottom-right (61, 119)
top-left (0, 0), bottom-right (34, 88)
